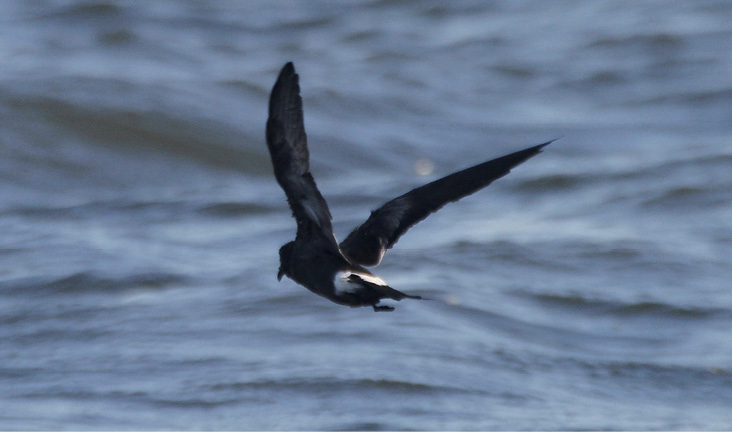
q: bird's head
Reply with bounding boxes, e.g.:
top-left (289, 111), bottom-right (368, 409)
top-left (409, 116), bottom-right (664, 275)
top-left (277, 241), bottom-right (295, 281)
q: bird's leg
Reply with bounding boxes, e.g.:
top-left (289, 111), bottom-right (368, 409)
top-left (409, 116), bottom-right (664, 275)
top-left (373, 305), bottom-right (395, 312)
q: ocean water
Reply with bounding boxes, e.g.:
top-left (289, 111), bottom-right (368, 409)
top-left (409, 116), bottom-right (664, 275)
top-left (2, 1), bottom-right (732, 430)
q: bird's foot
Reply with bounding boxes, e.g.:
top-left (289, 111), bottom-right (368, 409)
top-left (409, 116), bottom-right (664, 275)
top-left (373, 305), bottom-right (395, 312)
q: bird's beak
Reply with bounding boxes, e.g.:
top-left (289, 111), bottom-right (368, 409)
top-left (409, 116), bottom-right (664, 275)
top-left (277, 268), bottom-right (284, 281)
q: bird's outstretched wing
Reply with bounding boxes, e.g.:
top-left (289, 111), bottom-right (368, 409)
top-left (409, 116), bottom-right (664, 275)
top-left (266, 62), bottom-right (334, 241)
top-left (339, 141), bottom-right (553, 266)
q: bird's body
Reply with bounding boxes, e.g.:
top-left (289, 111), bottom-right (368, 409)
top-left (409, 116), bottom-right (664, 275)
top-left (266, 62), bottom-right (551, 311)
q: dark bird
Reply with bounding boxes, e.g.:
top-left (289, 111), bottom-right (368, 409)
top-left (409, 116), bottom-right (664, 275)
top-left (267, 62), bottom-right (552, 312)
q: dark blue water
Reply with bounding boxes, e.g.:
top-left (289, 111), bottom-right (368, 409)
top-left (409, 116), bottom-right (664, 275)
top-left (2, 1), bottom-right (732, 430)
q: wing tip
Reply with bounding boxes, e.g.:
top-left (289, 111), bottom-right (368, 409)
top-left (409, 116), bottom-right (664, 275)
top-left (534, 137), bottom-right (560, 152)
top-left (283, 60), bottom-right (295, 71)
top-left (272, 62), bottom-right (298, 89)
top-left (269, 61), bottom-right (302, 118)
top-left (279, 62), bottom-right (296, 80)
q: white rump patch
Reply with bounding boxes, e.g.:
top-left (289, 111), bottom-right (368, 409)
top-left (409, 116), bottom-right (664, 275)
top-left (335, 270), bottom-right (387, 294)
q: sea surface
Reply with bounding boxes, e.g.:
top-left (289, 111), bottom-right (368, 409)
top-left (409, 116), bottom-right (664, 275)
top-left (2, 1), bottom-right (732, 430)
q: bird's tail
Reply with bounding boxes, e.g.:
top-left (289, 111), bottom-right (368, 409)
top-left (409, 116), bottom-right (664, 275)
top-left (377, 285), bottom-right (422, 301)
top-left (346, 273), bottom-right (422, 302)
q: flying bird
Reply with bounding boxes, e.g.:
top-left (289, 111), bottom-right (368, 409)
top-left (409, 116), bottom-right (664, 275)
top-left (266, 62), bottom-right (552, 311)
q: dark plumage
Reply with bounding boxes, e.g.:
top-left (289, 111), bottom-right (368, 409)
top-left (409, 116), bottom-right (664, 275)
top-left (266, 62), bottom-right (552, 311)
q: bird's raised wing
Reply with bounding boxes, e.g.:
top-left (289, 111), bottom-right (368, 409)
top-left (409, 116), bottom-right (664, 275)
top-left (339, 141), bottom-right (553, 266)
top-left (266, 62), bottom-right (335, 241)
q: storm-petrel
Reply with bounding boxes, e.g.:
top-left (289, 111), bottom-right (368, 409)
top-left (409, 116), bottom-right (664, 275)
top-left (267, 62), bottom-right (551, 311)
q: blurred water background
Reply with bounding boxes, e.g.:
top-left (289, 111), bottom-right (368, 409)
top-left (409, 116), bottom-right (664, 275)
top-left (2, 0), bottom-right (732, 430)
